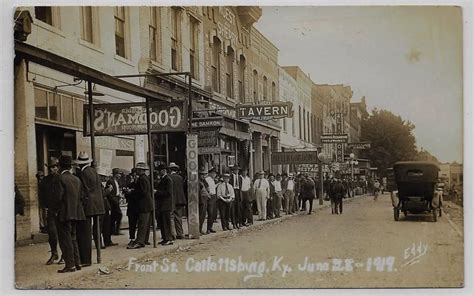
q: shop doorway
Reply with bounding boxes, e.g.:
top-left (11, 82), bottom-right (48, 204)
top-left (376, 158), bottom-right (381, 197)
top-left (35, 124), bottom-right (76, 173)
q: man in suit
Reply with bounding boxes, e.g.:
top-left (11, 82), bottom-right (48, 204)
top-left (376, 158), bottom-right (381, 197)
top-left (239, 168), bottom-right (253, 226)
top-left (39, 158), bottom-right (63, 265)
top-left (300, 175), bottom-right (316, 215)
top-left (198, 169), bottom-right (210, 235)
top-left (124, 169), bottom-right (139, 247)
top-left (55, 155), bottom-right (86, 273)
top-left (106, 168), bottom-right (123, 236)
top-left (229, 166), bottom-right (241, 229)
top-left (205, 168), bottom-right (218, 234)
top-left (216, 173), bottom-right (234, 231)
top-left (127, 162), bottom-right (153, 249)
top-left (168, 162), bottom-right (186, 240)
top-left (97, 169), bottom-right (117, 249)
top-left (155, 164), bottom-right (174, 245)
top-left (74, 151), bottom-right (105, 266)
top-left (253, 171), bottom-right (270, 221)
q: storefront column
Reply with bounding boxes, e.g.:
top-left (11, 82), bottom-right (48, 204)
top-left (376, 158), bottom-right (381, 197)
top-left (253, 132), bottom-right (263, 174)
top-left (14, 60), bottom-right (39, 240)
top-left (264, 135), bottom-right (272, 173)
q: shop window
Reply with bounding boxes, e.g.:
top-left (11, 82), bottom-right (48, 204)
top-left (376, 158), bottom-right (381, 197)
top-left (149, 7), bottom-right (160, 62)
top-left (48, 93), bottom-right (60, 121)
top-left (74, 99), bottom-right (84, 126)
top-left (35, 88), bottom-right (48, 119)
top-left (61, 95), bottom-right (74, 125)
top-left (114, 6), bottom-right (127, 58)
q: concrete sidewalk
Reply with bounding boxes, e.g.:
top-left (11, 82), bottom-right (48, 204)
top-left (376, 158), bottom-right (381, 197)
top-left (15, 195), bottom-right (367, 289)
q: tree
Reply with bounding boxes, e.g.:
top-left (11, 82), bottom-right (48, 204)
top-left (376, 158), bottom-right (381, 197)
top-left (415, 148), bottom-right (439, 163)
top-left (361, 109), bottom-right (418, 173)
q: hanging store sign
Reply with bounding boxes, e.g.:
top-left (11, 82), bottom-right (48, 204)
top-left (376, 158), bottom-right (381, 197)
top-left (297, 164), bottom-right (319, 173)
top-left (186, 133), bottom-right (200, 239)
top-left (237, 102), bottom-right (294, 120)
top-left (198, 146), bottom-right (221, 154)
top-left (271, 151), bottom-right (319, 165)
top-left (83, 101), bottom-right (187, 136)
top-left (191, 116), bottom-right (223, 129)
top-left (320, 134), bottom-right (349, 143)
top-left (347, 142), bottom-right (371, 149)
top-left (198, 130), bottom-right (219, 147)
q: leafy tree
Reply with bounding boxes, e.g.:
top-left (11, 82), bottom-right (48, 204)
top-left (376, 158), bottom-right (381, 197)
top-left (360, 109), bottom-right (418, 172)
top-left (415, 148), bottom-right (439, 163)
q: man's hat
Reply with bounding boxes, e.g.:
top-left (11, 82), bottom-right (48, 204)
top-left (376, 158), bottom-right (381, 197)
top-left (222, 173), bottom-right (231, 178)
top-left (75, 151), bottom-right (92, 165)
top-left (112, 168), bottom-right (121, 175)
top-left (209, 167), bottom-right (217, 173)
top-left (288, 173), bottom-right (294, 177)
top-left (135, 162), bottom-right (149, 170)
top-left (59, 155), bottom-right (73, 167)
top-left (231, 165), bottom-right (240, 170)
top-left (199, 168), bottom-right (208, 174)
top-left (168, 162), bottom-right (179, 170)
top-left (45, 157), bottom-right (59, 168)
top-left (257, 171), bottom-right (265, 175)
top-left (156, 163), bottom-right (168, 171)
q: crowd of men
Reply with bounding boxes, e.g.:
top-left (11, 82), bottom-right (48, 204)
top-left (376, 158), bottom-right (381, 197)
top-left (35, 152), bottom-right (378, 273)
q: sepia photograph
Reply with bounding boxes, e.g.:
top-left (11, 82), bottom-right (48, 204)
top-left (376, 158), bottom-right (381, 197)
top-left (6, 1), bottom-right (469, 291)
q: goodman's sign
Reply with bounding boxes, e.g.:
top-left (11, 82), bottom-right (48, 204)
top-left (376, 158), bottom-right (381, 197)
top-left (83, 101), bottom-right (187, 136)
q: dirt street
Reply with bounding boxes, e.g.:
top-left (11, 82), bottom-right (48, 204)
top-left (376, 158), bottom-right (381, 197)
top-left (46, 194), bottom-right (465, 288)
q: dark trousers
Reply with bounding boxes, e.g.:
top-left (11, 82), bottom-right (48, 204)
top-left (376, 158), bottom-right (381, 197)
top-left (241, 190), bottom-right (252, 224)
top-left (266, 198), bottom-right (274, 219)
top-left (217, 199), bottom-right (230, 230)
top-left (207, 195), bottom-right (217, 231)
top-left (110, 201), bottom-right (123, 235)
top-left (128, 211), bottom-right (139, 240)
top-left (229, 200), bottom-right (237, 227)
top-left (46, 210), bottom-right (60, 256)
top-left (57, 220), bottom-right (81, 269)
top-left (171, 206), bottom-right (185, 238)
top-left (158, 211), bottom-right (173, 242)
top-left (303, 198), bottom-right (314, 213)
top-left (135, 212), bottom-right (151, 245)
top-left (199, 200), bottom-right (207, 233)
top-left (233, 190), bottom-right (241, 226)
top-left (102, 210), bottom-right (112, 245)
top-left (273, 192), bottom-right (282, 217)
top-left (76, 216), bottom-right (101, 265)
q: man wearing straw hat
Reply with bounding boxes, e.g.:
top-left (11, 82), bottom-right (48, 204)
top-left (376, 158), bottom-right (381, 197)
top-left (127, 162), bottom-right (153, 249)
top-left (75, 151), bottom-right (105, 266)
top-left (216, 173), bottom-right (234, 231)
top-left (253, 171), bottom-right (270, 221)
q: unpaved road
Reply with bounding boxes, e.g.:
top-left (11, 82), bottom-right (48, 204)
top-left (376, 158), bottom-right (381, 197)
top-left (59, 194), bottom-right (465, 288)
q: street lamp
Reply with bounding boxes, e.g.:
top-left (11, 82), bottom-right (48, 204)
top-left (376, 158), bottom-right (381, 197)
top-left (318, 152), bottom-right (325, 205)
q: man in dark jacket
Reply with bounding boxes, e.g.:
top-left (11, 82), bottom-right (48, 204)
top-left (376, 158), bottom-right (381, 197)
top-left (124, 169), bottom-right (139, 247)
top-left (97, 169), bottom-right (117, 248)
top-left (332, 179), bottom-right (345, 215)
top-left (55, 155), bottom-right (86, 273)
top-left (168, 162), bottom-right (186, 240)
top-left (155, 164), bottom-right (174, 245)
top-left (74, 151), bottom-right (105, 266)
top-left (300, 175), bottom-right (316, 215)
top-left (38, 157), bottom-right (62, 265)
top-left (229, 166), bottom-right (241, 228)
top-left (127, 162), bottom-right (153, 249)
top-left (106, 168), bottom-right (123, 235)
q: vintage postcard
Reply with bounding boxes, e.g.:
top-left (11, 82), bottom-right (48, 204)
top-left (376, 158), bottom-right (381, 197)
top-left (10, 2), bottom-right (465, 291)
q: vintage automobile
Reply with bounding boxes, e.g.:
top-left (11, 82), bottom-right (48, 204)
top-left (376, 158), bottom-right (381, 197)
top-left (391, 161), bottom-right (441, 222)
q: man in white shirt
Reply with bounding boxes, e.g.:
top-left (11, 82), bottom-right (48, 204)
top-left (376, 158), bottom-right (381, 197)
top-left (216, 174), bottom-right (234, 231)
top-left (272, 174), bottom-right (283, 218)
top-left (230, 166), bottom-right (241, 229)
top-left (283, 173), bottom-right (296, 215)
top-left (240, 168), bottom-right (253, 226)
top-left (253, 171), bottom-right (270, 221)
top-left (205, 168), bottom-right (218, 234)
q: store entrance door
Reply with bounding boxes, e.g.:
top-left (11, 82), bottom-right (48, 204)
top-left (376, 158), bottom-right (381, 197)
top-left (35, 124), bottom-right (77, 173)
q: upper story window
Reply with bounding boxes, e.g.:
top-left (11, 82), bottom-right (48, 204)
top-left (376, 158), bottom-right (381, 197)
top-left (252, 70), bottom-right (258, 102)
top-left (271, 82), bottom-right (276, 101)
top-left (170, 7), bottom-right (181, 70)
top-left (189, 16), bottom-right (199, 79)
top-left (114, 6), bottom-right (127, 58)
top-left (262, 76), bottom-right (268, 101)
top-left (149, 7), bottom-right (161, 62)
top-left (211, 37), bottom-right (221, 93)
top-left (225, 47), bottom-right (234, 99)
top-left (35, 6), bottom-right (60, 28)
top-left (80, 7), bottom-right (99, 45)
top-left (238, 55), bottom-right (246, 102)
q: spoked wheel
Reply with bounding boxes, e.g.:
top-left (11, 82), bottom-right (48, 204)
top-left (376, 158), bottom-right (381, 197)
top-left (394, 208), bottom-right (400, 221)
top-left (432, 209), bottom-right (438, 222)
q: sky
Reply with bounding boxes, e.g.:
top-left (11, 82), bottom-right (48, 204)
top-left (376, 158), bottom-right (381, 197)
top-left (255, 6), bottom-right (463, 163)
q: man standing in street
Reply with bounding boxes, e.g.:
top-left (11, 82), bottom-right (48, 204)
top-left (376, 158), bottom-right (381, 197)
top-left (168, 162), bottom-right (186, 240)
top-left (240, 168), bottom-right (253, 226)
top-left (230, 166), bottom-right (242, 229)
top-left (267, 174), bottom-right (275, 219)
top-left (253, 171), bottom-right (270, 221)
top-left (282, 173), bottom-right (296, 215)
top-left (128, 162), bottom-right (153, 249)
top-left (55, 155), bottom-right (86, 273)
top-left (300, 175), bottom-right (316, 215)
top-left (205, 168), bottom-right (217, 234)
top-left (75, 152), bottom-right (105, 267)
top-left (107, 168), bottom-right (123, 236)
top-left (39, 158), bottom-right (62, 265)
top-left (155, 164), bottom-right (174, 246)
top-left (199, 169), bottom-right (210, 235)
top-left (216, 173), bottom-right (234, 231)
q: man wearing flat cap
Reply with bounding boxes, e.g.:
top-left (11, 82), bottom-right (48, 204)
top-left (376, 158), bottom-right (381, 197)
top-left (55, 155), bottom-right (86, 273)
top-left (155, 163), bottom-right (174, 245)
top-left (74, 151), bottom-right (105, 266)
top-left (128, 162), bottom-right (153, 249)
top-left (39, 157), bottom-right (62, 265)
top-left (106, 168), bottom-right (123, 236)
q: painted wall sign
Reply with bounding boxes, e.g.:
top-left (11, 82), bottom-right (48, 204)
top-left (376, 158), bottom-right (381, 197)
top-left (271, 151), bottom-right (319, 165)
top-left (191, 116), bottom-right (224, 129)
top-left (186, 133), bottom-right (200, 239)
top-left (237, 101), bottom-right (294, 120)
top-left (347, 142), bottom-right (372, 149)
top-left (83, 101), bottom-right (187, 136)
top-left (320, 134), bottom-right (349, 143)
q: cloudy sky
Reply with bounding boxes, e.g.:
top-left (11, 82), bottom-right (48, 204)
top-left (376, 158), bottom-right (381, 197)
top-left (255, 6), bottom-right (463, 163)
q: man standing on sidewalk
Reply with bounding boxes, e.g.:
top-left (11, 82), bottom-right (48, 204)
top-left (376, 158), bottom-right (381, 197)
top-left (240, 168), bottom-right (253, 226)
top-left (199, 169), bottom-right (210, 235)
top-left (216, 173), bottom-right (234, 231)
top-left (75, 152), bottom-right (105, 267)
top-left (205, 168), bottom-right (217, 234)
top-left (230, 166), bottom-right (242, 229)
top-left (272, 174), bottom-right (283, 218)
top-left (282, 173), bottom-right (296, 215)
top-left (168, 162), bottom-right (186, 240)
top-left (155, 164), bottom-right (174, 246)
top-left (253, 171), bottom-right (270, 221)
top-left (56, 155), bottom-right (86, 273)
top-left (106, 168), bottom-right (123, 236)
top-left (39, 158), bottom-right (62, 265)
top-left (127, 162), bottom-right (153, 249)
